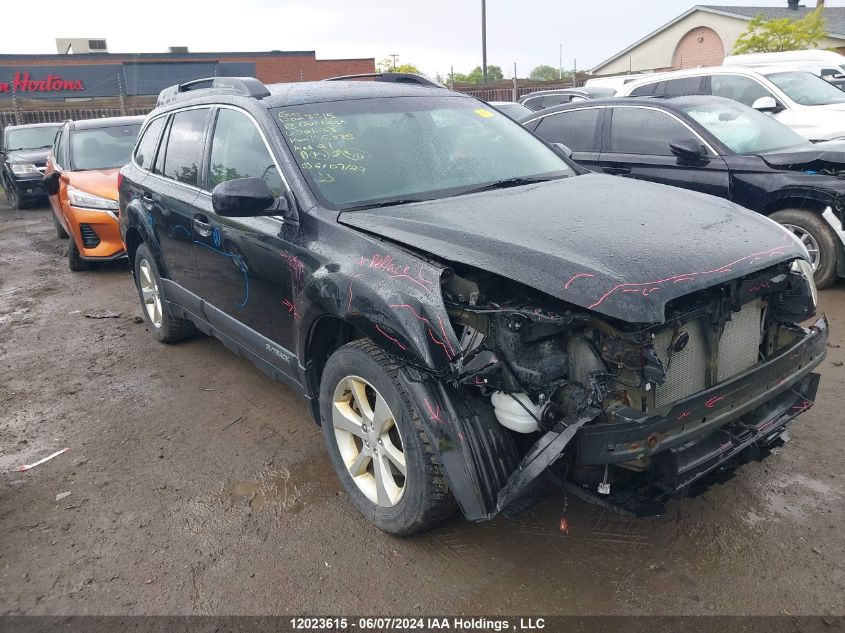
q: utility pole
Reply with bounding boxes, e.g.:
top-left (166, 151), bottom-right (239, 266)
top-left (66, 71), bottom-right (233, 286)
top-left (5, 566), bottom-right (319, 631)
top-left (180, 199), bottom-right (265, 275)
top-left (559, 43), bottom-right (563, 80)
top-left (389, 53), bottom-right (399, 71)
top-left (481, 0), bottom-right (488, 84)
top-left (513, 62), bottom-right (518, 102)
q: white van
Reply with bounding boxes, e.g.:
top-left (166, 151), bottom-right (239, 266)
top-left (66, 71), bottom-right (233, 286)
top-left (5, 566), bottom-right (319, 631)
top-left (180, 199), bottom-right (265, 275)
top-left (722, 49), bottom-right (845, 79)
top-left (617, 66), bottom-right (845, 141)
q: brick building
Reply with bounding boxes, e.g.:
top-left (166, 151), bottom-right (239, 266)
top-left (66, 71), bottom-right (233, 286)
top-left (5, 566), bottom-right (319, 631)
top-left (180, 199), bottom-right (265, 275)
top-left (0, 50), bottom-right (374, 129)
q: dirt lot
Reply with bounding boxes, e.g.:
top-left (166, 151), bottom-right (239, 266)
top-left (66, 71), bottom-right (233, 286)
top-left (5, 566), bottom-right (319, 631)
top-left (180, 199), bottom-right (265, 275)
top-left (1, 200), bottom-right (844, 617)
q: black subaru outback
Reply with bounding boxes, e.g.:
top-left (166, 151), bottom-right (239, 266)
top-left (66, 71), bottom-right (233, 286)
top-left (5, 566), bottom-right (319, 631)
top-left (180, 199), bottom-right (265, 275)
top-left (119, 74), bottom-right (828, 534)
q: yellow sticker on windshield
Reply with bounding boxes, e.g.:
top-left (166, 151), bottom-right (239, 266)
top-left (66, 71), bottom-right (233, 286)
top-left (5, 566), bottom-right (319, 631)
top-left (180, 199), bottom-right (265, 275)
top-left (474, 108), bottom-right (495, 118)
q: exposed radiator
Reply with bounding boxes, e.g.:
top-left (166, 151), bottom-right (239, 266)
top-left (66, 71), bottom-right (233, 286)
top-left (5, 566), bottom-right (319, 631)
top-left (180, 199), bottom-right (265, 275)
top-left (653, 299), bottom-right (763, 409)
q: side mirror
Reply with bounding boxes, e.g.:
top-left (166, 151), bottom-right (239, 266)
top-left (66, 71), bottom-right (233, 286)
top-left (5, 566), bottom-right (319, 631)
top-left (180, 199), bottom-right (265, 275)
top-left (551, 142), bottom-right (573, 158)
top-left (669, 138), bottom-right (706, 162)
top-left (211, 177), bottom-right (275, 217)
top-left (751, 96), bottom-right (782, 113)
top-left (43, 171), bottom-right (61, 196)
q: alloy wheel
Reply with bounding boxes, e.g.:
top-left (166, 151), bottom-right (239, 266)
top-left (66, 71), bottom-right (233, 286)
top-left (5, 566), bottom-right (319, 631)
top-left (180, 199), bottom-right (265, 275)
top-left (331, 375), bottom-right (407, 507)
top-left (138, 259), bottom-right (163, 329)
top-left (782, 223), bottom-right (821, 270)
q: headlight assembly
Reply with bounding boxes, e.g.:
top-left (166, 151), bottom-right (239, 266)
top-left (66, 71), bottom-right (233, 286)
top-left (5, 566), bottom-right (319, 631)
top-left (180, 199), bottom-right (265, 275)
top-left (66, 186), bottom-right (119, 212)
top-left (9, 163), bottom-right (39, 175)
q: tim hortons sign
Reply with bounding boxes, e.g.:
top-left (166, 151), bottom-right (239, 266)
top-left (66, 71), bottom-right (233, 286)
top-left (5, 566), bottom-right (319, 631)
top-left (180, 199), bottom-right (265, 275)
top-left (0, 71), bottom-right (85, 94)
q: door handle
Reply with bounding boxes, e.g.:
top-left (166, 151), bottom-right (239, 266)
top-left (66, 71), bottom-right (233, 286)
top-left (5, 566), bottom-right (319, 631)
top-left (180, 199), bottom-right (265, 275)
top-left (140, 193), bottom-right (154, 209)
top-left (193, 214), bottom-right (213, 238)
top-left (601, 166), bottom-right (632, 176)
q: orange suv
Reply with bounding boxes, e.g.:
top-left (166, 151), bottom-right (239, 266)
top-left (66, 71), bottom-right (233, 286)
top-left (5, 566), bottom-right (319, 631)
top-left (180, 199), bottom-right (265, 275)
top-left (44, 116), bottom-right (144, 270)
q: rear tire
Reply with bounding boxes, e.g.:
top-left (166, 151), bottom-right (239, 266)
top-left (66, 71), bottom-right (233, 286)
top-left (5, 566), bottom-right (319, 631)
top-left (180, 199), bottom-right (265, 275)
top-left (320, 339), bottom-right (456, 535)
top-left (133, 242), bottom-right (194, 343)
top-left (53, 211), bottom-right (69, 239)
top-left (770, 209), bottom-right (838, 289)
top-left (68, 237), bottom-right (90, 272)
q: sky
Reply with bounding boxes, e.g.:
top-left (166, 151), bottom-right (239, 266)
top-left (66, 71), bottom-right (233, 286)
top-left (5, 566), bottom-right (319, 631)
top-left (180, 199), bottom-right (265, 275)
top-left (3, 0), bottom-right (845, 78)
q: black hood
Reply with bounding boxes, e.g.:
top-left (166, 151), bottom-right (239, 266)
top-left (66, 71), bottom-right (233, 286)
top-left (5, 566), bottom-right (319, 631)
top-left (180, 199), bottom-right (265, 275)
top-left (5, 147), bottom-right (50, 164)
top-left (759, 140), bottom-right (845, 169)
top-left (338, 174), bottom-right (806, 324)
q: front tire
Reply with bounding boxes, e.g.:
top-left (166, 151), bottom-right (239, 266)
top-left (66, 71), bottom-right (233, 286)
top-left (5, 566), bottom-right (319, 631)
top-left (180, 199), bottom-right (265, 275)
top-left (320, 339), bottom-right (456, 535)
top-left (68, 237), bottom-right (90, 272)
top-left (770, 209), bottom-right (839, 289)
top-left (53, 211), bottom-right (69, 239)
top-left (133, 242), bottom-right (194, 343)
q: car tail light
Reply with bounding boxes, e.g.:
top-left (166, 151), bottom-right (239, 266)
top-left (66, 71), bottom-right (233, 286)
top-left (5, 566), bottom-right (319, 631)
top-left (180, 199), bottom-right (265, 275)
top-left (117, 171), bottom-right (123, 191)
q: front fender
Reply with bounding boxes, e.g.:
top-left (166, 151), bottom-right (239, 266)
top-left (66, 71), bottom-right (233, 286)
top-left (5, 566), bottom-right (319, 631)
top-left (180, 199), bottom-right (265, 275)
top-left (297, 244), bottom-right (461, 376)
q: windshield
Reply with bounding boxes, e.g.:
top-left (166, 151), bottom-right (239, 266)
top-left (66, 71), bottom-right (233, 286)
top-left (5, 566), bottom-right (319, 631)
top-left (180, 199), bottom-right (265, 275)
top-left (4, 126), bottom-right (61, 151)
top-left (70, 124), bottom-right (142, 170)
top-left (765, 71), bottom-right (845, 105)
top-left (271, 96), bottom-right (571, 209)
top-left (680, 100), bottom-right (808, 154)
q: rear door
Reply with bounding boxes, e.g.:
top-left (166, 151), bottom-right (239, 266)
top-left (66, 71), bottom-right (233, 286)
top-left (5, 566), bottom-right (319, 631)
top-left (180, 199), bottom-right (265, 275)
top-left (530, 107), bottom-right (604, 171)
top-left (146, 108), bottom-right (211, 296)
top-left (598, 105), bottom-right (731, 198)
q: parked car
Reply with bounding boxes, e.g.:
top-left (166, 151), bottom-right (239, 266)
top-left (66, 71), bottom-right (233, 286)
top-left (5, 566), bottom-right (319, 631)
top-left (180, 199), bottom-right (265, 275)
top-left (43, 116), bottom-right (144, 271)
top-left (522, 95), bottom-right (845, 288)
top-left (488, 101), bottom-right (533, 120)
top-left (617, 66), bottom-right (845, 141)
top-left (119, 75), bottom-right (826, 534)
top-left (1, 122), bottom-right (63, 209)
top-left (585, 73), bottom-right (666, 93)
top-left (722, 49), bottom-right (845, 80)
top-left (518, 86), bottom-right (616, 111)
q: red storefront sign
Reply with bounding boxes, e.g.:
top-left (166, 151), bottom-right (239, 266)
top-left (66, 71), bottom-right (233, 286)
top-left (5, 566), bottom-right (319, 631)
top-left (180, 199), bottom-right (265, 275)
top-left (0, 71), bottom-right (85, 94)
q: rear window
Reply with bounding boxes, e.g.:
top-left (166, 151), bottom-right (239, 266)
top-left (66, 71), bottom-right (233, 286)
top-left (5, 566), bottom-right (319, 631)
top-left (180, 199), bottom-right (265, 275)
top-left (629, 82), bottom-right (657, 97)
top-left (534, 109), bottom-right (602, 152)
top-left (134, 117), bottom-right (166, 171)
top-left (159, 109), bottom-right (209, 187)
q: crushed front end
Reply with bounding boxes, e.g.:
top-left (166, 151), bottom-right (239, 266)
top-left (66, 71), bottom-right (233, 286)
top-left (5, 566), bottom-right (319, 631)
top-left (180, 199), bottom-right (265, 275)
top-left (443, 258), bottom-right (827, 518)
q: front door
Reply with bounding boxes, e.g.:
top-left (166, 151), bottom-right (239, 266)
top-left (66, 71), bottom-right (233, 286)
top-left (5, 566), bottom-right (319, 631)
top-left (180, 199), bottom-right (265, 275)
top-left (598, 106), bottom-right (731, 199)
top-left (192, 107), bottom-right (298, 357)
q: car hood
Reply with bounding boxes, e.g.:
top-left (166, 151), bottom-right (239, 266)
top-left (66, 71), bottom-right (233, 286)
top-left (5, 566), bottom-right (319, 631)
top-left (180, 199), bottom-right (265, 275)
top-left (67, 168), bottom-right (120, 201)
top-left (338, 174), bottom-right (806, 324)
top-left (759, 139), bottom-right (845, 169)
top-left (5, 148), bottom-right (50, 164)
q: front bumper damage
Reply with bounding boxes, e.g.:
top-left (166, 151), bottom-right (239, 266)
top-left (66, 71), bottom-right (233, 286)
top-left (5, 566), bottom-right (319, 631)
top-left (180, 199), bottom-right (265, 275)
top-left (406, 316), bottom-right (828, 521)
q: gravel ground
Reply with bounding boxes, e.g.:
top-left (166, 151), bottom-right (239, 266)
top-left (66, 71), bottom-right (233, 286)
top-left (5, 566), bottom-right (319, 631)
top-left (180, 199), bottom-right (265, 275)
top-left (1, 201), bottom-right (844, 616)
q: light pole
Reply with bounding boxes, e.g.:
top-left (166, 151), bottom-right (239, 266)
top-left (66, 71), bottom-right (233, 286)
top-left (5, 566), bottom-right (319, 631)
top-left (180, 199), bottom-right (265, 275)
top-left (389, 53), bottom-right (399, 71)
top-left (481, 0), bottom-right (488, 84)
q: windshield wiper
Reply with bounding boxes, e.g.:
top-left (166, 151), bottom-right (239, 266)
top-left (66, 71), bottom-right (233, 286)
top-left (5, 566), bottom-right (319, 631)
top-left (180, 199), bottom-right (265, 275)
top-left (344, 197), bottom-right (432, 211)
top-left (454, 175), bottom-right (564, 196)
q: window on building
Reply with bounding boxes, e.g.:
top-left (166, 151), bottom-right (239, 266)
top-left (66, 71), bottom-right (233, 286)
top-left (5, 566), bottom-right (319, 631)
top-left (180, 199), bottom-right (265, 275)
top-left (207, 108), bottom-right (283, 196)
top-left (159, 109), bottom-right (209, 187)
top-left (609, 107), bottom-right (692, 155)
top-left (534, 108), bottom-right (602, 152)
top-left (88, 40), bottom-right (107, 51)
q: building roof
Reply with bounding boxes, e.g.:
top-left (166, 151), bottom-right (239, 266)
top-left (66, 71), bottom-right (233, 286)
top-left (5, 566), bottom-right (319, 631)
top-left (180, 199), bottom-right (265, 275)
top-left (591, 4), bottom-right (845, 73)
top-left (701, 5), bottom-right (845, 35)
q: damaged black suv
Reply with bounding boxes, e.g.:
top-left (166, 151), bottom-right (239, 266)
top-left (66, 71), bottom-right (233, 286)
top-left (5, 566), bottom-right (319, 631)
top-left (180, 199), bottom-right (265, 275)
top-left (119, 74), bottom-right (828, 534)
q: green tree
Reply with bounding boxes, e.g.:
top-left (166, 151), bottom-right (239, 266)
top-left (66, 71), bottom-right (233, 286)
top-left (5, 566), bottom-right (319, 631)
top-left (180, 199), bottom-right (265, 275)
top-left (456, 65), bottom-right (505, 84)
top-left (733, 6), bottom-right (827, 53)
top-left (376, 58), bottom-right (421, 74)
top-left (529, 64), bottom-right (560, 81)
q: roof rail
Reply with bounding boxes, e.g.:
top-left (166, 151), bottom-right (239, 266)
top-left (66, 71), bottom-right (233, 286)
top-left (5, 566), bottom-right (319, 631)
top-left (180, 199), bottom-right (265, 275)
top-left (156, 76), bottom-right (270, 107)
top-left (323, 72), bottom-right (445, 88)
